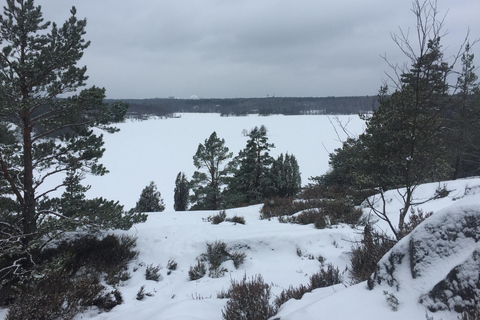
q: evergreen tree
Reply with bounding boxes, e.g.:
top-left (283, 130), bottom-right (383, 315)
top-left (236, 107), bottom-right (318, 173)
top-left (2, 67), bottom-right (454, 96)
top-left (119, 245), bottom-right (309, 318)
top-left (363, 36), bottom-right (453, 236)
top-left (0, 0), bottom-right (140, 250)
top-left (174, 172), bottom-right (190, 211)
top-left (271, 153), bottom-right (302, 198)
top-left (190, 132), bottom-right (232, 210)
top-left (134, 181), bottom-right (165, 213)
top-left (321, 1), bottom-right (472, 239)
top-left (449, 43), bottom-right (480, 179)
top-left (227, 126), bottom-right (275, 205)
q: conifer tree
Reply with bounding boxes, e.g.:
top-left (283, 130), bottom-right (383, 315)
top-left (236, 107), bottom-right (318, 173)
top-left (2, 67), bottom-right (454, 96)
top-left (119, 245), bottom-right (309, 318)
top-left (227, 126), bottom-right (275, 205)
top-left (174, 172), bottom-right (190, 211)
top-left (134, 181), bottom-right (165, 213)
top-left (190, 132), bottom-right (232, 210)
top-left (320, 0), bottom-right (474, 239)
top-left (271, 153), bottom-right (302, 198)
top-left (449, 43), bottom-right (480, 179)
top-left (0, 0), bottom-right (143, 249)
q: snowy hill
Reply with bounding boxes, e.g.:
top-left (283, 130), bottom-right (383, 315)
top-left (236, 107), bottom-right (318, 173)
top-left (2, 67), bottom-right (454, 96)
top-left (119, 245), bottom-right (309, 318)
top-left (65, 178), bottom-right (479, 320)
top-left (2, 115), bottom-right (478, 319)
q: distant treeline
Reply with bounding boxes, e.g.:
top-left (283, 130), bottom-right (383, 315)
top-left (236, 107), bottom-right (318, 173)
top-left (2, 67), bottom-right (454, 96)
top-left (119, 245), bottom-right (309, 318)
top-left (106, 96), bottom-right (378, 118)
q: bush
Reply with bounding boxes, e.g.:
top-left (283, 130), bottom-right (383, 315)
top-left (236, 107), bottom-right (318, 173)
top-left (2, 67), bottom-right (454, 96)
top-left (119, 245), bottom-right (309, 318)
top-left (206, 211), bottom-right (246, 225)
top-left (274, 284), bottom-right (309, 309)
top-left (349, 226), bottom-right (395, 284)
top-left (226, 215), bottom-right (246, 225)
top-left (222, 275), bottom-right (277, 320)
top-left (167, 259), bottom-right (177, 275)
top-left (262, 196), bottom-right (362, 228)
top-left (6, 272), bottom-right (122, 320)
top-left (398, 208), bottom-right (433, 239)
top-left (1, 234), bottom-right (137, 318)
top-left (274, 263), bottom-right (342, 309)
top-left (206, 210), bottom-right (227, 224)
top-left (189, 260), bottom-right (207, 280)
top-left (145, 264), bottom-right (162, 281)
top-left (260, 197), bottom-right (314, 219)
top-left (231, 251), bottom-right (247, 269)
top-left (45, 234), bottom-right (137, 285)
top-left (310, 264), bottom-right (341, 289)
top-left (189, 241), bottom-right (247, 280)
top-left (203, 241), bottom-right (230, 270)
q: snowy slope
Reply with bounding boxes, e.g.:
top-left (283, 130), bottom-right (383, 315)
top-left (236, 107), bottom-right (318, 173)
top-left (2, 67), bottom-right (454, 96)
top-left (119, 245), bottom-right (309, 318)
top-left (2, 115), bottom-right (478, 320)
top-left (71, 206), bottom-right (357, 320)
top-left (276, 178), bottom-right (480, 320)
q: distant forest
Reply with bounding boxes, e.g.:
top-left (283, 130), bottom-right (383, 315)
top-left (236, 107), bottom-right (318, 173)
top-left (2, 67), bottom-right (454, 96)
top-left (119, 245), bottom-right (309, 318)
top-left (106, 96), bottom-right (378, 119)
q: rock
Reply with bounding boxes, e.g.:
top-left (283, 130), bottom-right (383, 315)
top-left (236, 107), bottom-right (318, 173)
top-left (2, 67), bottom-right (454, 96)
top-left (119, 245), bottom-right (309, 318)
top-left (368, 200), bottom-right (480, 315)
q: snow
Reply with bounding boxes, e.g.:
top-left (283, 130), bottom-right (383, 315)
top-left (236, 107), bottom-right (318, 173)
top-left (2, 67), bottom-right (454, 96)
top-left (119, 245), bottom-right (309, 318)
top-left (2, 114), bottom-right (478, 320)
top-left (81, 113), bottom-right (365, 211)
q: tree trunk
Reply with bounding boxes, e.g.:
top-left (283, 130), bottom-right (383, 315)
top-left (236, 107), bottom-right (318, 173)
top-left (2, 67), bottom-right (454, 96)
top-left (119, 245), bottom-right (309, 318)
top-left (22, 114), bottom-right (37, 243)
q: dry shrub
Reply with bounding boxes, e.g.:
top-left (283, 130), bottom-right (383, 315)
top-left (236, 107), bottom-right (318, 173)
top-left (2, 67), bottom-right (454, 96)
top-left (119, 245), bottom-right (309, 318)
top-left (6, 272), bottom-right (122, 320)
top-left (189, 241), bottom-right (247, 280)
top-left (222, 275), bottom-right (277, 320)
top-left (349, 226), bottom-right (395, 284)
top-left (260, 197), bottom-right (315, 219)
top-left (274, 284), bottom-right (309, 309)
top-left (274, 263), bottom-right (342, 309)
top-left (398, 208), bottom-right (433, 239)
top-left (188, 260), bottom-right (207, 280)
top-left (2, 234), bottom-right (137, 319)
top-left (206, 210), bottom-right (227, 224)
top-left (226, 215), bottom-right (246, 225)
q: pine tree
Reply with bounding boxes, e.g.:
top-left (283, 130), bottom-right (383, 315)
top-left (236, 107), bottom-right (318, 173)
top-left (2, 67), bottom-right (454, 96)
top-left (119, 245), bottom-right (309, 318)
top-left (134, 181), bottom-right (165, 213)
top-left (0, 0), bottom-right (137, 249)
top-left (174, 172), bottom-right (189, 211)
top-left (322, 1), bottom-right (472, 239)
top-left (271, 153), bottom-right (301, 198)
top-left (449, 43), bottom-right (480, 179)
top-left (227, 126), bottom-right (275, 205)
top-left (190, 132), bottom-right (232, 210)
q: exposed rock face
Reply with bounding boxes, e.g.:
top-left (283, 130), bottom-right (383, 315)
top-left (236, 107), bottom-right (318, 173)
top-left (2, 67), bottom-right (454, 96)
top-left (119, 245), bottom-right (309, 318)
top-left (367, 201), bottom-right (480, 315)
top-left (421, 249), bottom-right (480, 313)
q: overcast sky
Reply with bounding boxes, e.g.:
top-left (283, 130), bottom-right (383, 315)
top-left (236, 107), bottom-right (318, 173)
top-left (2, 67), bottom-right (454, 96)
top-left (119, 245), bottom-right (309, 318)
top-left (35, 0), bottom-right (480, 99)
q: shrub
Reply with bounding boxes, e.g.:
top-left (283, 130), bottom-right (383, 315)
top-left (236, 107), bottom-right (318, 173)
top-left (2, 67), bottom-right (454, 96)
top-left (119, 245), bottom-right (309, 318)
top-left (189, 260), bottom-right (207, 280)
top-left (2, 234), bottom-right (137, 318)
top-left (260, 197), bottom-right (313, 219)
top-left (203, 241), bottom-right (230, 270)
top-left (274, 263), bottom-right (342, 309)
top-left (206, 210), bottom-right (227, 224)
top-left (226, 215), bottom-right (246, 225)
top-left (145, 264), bottom-right (162, 281)
top-left (136, 286), bottom-right (146, 301)
top-left (309, 263), bottom-right (341, 289)
top-left (167, 259), bottom-right (177, 275)
top-left (189, 241), bottom-right (247, 280)
top-left (6, 273), bottom-right (122, 320)
top-left (46, 234), bottom-right (138, 285)
top-left (263, 196), bottom-right (362, 228)
top-left (274, 284), bottom-right (309, 309)
top-left (222, 275), bottom-right (277, 320)
top-left (349, 226), bottom-right (395, 284)
top-left (231, 251), bottom-right (247, 269)
top-left (398, 208), bottom-right (433, 239)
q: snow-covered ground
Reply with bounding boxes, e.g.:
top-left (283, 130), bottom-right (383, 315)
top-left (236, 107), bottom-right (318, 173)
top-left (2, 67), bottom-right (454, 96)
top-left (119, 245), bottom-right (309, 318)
top-left (65, 177), bottom-right (479, 320)
top-left (2, 114), bottom-right (476, 319)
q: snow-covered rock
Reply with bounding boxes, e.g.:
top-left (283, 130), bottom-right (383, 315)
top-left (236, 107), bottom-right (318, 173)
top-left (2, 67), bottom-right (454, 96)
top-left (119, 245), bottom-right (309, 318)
top-left (368, 196), bottom-right (480, 315)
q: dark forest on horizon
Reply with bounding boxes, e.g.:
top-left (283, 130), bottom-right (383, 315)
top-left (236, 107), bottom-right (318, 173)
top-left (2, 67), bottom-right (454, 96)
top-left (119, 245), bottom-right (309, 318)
top-left (107, 96), bottom-right (378, 118)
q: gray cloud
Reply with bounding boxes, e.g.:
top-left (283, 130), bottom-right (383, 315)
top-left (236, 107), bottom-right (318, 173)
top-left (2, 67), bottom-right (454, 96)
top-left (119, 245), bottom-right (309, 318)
top-left (36, 0), bottom-right (480, 99)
